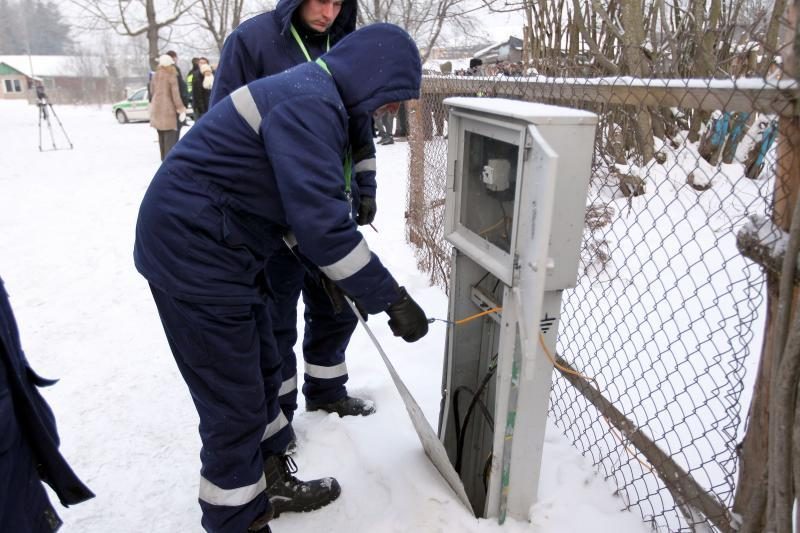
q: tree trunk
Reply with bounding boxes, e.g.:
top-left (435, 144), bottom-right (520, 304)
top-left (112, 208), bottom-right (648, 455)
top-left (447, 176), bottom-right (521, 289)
top-left (761, 0), bottom-right (789, 75)
top-left (619, 0), bottom-right (654, 163)
top-left (147, 0), bottom-right (159, 72)
top-left (735, 6), bottom-right (800, 526)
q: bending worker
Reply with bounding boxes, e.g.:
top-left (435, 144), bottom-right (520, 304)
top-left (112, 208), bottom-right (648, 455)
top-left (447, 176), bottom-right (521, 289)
top-left (134, 24), bottom-right (429, 533)
top-left (211, 0), bottom-right (381, 420)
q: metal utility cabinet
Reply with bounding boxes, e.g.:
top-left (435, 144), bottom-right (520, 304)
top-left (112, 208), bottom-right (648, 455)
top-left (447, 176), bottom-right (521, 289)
top-left (437, 98), bottom-right (597, 521)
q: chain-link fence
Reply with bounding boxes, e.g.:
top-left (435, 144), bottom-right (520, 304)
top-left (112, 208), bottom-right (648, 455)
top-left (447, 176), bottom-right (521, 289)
top-left (403, 23), bottom-right (799, 531)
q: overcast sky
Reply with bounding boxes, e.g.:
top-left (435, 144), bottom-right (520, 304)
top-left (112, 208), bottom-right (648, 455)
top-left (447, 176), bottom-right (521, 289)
top-left (60, 1), bottom-right (526, 55)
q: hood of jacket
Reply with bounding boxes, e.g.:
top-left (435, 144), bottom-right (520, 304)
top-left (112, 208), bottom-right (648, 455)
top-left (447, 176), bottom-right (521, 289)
top-left (321, 23), bottom-right (421, 117)
top-left (275, 0), bottom-right (357, 41)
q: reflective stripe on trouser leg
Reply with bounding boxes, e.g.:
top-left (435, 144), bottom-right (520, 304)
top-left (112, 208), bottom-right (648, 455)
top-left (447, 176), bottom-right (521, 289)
top-left (147, 285), bottom-right (271, 533)
top-left (266, 247), bottom-right (304, 423)
top-left (279, 374), bottom-right (297, 398)
top-left (301, 273), bottom-right (358, 404)
top-left (305, 362), bottom-right (348, 379)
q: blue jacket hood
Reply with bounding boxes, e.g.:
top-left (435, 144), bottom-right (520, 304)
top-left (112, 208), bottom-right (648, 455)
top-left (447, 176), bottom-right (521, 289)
top-left (275, 0), bottom-right (357, 40)
top-left (321, 23), bottom-right (421, 117)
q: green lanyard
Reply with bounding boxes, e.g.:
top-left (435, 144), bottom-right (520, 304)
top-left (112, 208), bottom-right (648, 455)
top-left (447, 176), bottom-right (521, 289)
top-left (290, 24), bottom-right (330, 62)
top-left (291, 24), bottom-right (351, 196)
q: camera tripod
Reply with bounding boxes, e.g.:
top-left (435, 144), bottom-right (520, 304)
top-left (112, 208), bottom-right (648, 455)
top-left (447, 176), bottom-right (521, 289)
top-left (37, 99), bottom-right (73, 152)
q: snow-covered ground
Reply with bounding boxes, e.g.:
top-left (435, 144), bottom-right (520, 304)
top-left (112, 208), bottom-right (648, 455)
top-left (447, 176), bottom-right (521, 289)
top-left (0, 100), bottom-right (649, 532)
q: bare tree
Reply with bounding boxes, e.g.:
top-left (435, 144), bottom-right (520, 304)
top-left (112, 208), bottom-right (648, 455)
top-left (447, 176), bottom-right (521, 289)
top-left (192, 0), bottom-right (247, 52)
top-left (357, 0), bottom-right (489, 62)
top-left (67, 0), bottom-right (198, 70)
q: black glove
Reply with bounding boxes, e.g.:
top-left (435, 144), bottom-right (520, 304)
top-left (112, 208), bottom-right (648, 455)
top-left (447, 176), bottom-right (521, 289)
top-left (319, 272), bottom-right (367, 319)
top-left (319, 273), bottom-right (346, 315)
top-left (357, 195), bottom-right (377, 226)
top-left (386, 287), bottom-right (429, 342)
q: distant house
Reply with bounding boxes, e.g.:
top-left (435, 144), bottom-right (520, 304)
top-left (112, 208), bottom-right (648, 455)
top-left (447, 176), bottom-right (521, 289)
top-left (0, 61), bottom-right (30, 100)
top-left (426, 43), bottom-right (492, 61)
top-left (472, 36), bottom-right (524, 64)
top-left (0, 55), bottom-right (114, 104)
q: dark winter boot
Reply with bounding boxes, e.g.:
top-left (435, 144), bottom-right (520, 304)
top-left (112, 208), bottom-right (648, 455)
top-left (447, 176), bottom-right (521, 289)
top-left (306, 395), bottom-right (376, 417)
top-left (247, 510), bottom-right (273, 532)
top-left (264, 454), bottom-right (341, 517)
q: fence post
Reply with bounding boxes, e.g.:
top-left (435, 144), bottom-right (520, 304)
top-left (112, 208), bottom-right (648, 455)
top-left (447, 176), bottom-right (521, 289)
top-left (407, 98), bottom-right (425, 247)
top-left (734, 4), bottom-right (800, 529)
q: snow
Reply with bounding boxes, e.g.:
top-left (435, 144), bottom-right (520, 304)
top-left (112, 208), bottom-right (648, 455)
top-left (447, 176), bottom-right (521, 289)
top-left (0, 99), bottom-right (649, 532)
top-left (439, 73), bottom-right (799, 92)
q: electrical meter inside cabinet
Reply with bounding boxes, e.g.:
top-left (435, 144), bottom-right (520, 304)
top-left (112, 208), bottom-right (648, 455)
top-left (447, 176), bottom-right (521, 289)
top-left (460, 133), bottom-right (519, 254)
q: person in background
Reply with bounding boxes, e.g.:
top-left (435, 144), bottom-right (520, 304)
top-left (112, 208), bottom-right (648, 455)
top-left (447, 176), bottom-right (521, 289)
top-left (186, 57), bottom-right (201, 104)
top-left (149, 54), bottom-right (187, 160)
top-left (166, 50), bottom-right (190, 136)
top-left (166, 50), bottom-right (190, 110)
top-left (375, 102), bottom-right (398, 145)
top-left (0, 276), bottom-right (94, 532)
top-left (192, 58), bottom-right (213, 121)
top-left (134, 23), bottom-right (427, 533)
top-left (394, 101), bottom-right (408, 139)
top-left (211, 0), bottom-right (383, 430)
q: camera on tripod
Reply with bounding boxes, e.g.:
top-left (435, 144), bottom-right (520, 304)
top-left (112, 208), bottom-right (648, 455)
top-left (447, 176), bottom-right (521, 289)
top-left (35, 84), bottom-right (49, 120)
top-left (35, 83), bottom-right (48, 103)
top-left (34, 83), bottom-right (73, 151)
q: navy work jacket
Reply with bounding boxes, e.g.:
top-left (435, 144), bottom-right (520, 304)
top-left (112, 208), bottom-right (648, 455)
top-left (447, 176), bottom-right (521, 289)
top-left (210, 0), bottom-right (377, 198)
top-left (0, 278), bottom-right (94, 509)
top-left (134, 24), bottom-right (421, 314)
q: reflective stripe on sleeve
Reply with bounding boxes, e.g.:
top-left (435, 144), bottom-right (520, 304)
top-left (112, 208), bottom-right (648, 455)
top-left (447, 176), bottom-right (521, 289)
top-left (319, 238), bottom-right (371, 281)
top-left (283, 232), bottom-right (298, 249)
top-left (278, 374), bottom-right (298, 397)
top-left (261, 411), bottom-right (289, 442)
top-left (230, 86), bottom-right (261, 134)
top-left (354, 158), bottom-right (376, 173)
top-left (199, 473), bottom-right (266, 507)
top-left (305, 361), bottom-right (348, 380)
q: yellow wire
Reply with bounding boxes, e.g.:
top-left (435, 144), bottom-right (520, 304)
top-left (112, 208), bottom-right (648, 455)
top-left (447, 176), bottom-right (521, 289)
top-left (478, 217), bottom-right (507, 236)
top-left (451, 306), bottom-right (596, 384)
top-left (451, 306), bottom-right (653, 473)
top-left (602, 415), bottom-right (655, 473)
top-left (454, 306), bottom-right (503, 325)
top-left (537, 331), bottom-right (596, 385)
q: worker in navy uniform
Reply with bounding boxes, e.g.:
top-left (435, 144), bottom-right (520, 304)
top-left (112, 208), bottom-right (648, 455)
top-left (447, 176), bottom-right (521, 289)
top-left (211, 0), bottom-right (382, 422)
top-left (134, 24), bottom-right (428, 533)
top-left (0, 277), bottom-right (94, 532)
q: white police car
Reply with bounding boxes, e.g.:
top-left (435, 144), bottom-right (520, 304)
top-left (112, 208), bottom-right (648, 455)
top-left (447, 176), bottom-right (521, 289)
top-left (111, 87), bottom-right (149, 124)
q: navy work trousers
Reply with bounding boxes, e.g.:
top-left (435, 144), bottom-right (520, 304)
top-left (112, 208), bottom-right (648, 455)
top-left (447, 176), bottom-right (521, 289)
top-left (0, 361), bottom-right (61, 533)
top-left (267, 247), bottom-right (358, 419)
top-left (149, 284), bottom-right (292, 533)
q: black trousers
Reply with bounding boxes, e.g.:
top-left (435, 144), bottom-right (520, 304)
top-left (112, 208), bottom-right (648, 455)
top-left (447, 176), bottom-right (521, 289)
top-left (157, 129), bottom-right (179, 161)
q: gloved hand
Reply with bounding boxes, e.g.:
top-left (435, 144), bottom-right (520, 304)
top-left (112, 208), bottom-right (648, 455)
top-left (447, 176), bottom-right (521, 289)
top-left (319, 273), bottom-right (346, 315)
top-left (178, 112), bottom-right (187, 123)
top-left (357, 195), bottom-right (377, 226)
top-left (319, 272), bottom-right (366, 318)
top-left (386, 287), bottom-right (429, 342)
